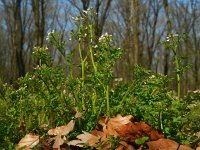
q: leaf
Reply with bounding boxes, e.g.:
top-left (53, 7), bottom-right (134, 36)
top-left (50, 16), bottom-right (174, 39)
top-left (119, 141), bottom-right (136, 150)
top-left (67, 131), bottom-right (100, 147)
top-left (100, 114), bottom-right (133, 137)
top-left (53, 135), bottom-right (64, 149)
top-left (107, 114), bottom-right (133, 128)
top-left (48, 120), bottom-right (75, 136)
top-left (146, 138), bottom-right (192, 150)
top-left (147, 139), bottom-right (178, 150)
top-left (135, 136), bottom-right (149, 145)
top-left (16, 134), bottom-right (39, 149)
top-left (75, 111), bottom-right (83, 119)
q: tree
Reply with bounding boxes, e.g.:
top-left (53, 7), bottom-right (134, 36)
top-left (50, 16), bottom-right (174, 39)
top-left (132, 0), bottom-right (139, 65)
top-left (163, 0), bottom-right (172, 75)
top-left (31, 0), bottom-right (45, 47)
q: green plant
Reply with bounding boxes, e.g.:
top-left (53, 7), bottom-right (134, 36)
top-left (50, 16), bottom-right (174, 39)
top-left (161, 33), bottom-right (189, 101)
top-left (0, 9), bottom-right (199, 149)
top-left (135, 136), bottom-right (149, 145)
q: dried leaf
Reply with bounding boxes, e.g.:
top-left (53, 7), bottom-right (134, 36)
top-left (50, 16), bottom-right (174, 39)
top-left (68, 131), bottom-right (100, 147)
top-left (119, 141), bottom-right (136, 150)
top-left (116, 121), bottom-right (164, 142)
top-left (16, 134), bottom-right (39, 149)
top-left (196, 147), bottom-right (200, 150)
top-left (67, 140), bottom-right (85, 147)
top-left (53, 135), bottom-right (64, 149)
top-left (102, 114), bottom-right (133, 137)
top-left (147, 138), bottom-right (179, 150)
top-left (90, 130), bottom-right (108, 142)
top-left (75, 111), bottom-right (83, 119)
top-left (48, 120), bottom-right (75, 136)
top-left (178, 145), bottom-right (193, 150)
top-left (107, 114), bottom-right (133, 128)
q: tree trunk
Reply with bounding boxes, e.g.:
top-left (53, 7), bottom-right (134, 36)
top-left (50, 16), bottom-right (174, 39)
top-left (31, 0), bottom-right (45, 47)
top-left (11, 0), bottom-right (25, 81)
top-left (163, 0), bottom-right (172, 75)
top-left (133, 0), bottom-right (139, 65)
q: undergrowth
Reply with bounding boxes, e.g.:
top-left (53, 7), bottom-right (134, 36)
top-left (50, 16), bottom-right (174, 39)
top-left (0, 8), bottom-right (200, 149)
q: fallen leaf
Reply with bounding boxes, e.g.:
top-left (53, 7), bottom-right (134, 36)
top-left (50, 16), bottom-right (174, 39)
top-left (178, 145), bottom-right (193, 150)
top-left (48, 120), bottom-right (75, 136)
top-left (53, 135), bottom-right (64, 149)
top-left (147, 138), bottom-right (192, 150)
top-left (147, 138), bottom-right (179, 150)
top-left (75, 111), bottom-right (83, 119)
top-left (68, 131), bottom-right (100, 147)
top-left (16, 134), bottom-right (39, 150)
top-left (119, 141), bottom-right (136, 150)
top-left (102, 114), bottom-right (133, 137)
top-left (196, 147), bottom-right (200, 150)
top-left (107, 114), bottom-right (133, 128)
top-left (116, 121), bottom-right (164, 142)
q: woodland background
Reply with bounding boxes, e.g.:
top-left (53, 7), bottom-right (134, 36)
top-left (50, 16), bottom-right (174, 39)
top-left (0, 0), bottom-right (200, 95)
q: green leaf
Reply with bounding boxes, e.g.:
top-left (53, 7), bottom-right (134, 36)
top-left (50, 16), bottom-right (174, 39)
top-left (135, 136), bottom-right (149, 145)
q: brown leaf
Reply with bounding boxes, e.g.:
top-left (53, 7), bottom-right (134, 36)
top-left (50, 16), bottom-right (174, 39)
top-left (48, 120), bottom-right (75, 136)
top-left (67, 131), bottom-right (100, 147)
top-left (90, 130), bottom-right (108, 142)
top-left (147, 138), bottom-right (192, 150)
top-left (107, 114), bottom-right (133, 128)
top-left (116, 121), bottom-right (164, 142)
top-left (75, 111), bottom-right (83, 119)
top-left (178, 145), bottom-right (193, 150)
top-left (147, 138), bottom-right (179, 150)
top-left (16, 134), bottom-right (39, 150)
top-left (119, 141), bottom-right (136, 150)
top-left (196, 147), bottom-right (200, 150)
top-left (102, 114), bottom-right (133, 137)
top-left (53, 135), bottom-right (64, 149)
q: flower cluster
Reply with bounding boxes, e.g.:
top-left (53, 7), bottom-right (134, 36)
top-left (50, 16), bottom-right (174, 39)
top-left (99, 32), bottom-right (112, 43)
top-left (166, 33), bottom-right (179, 42)
top-left (46, 30), bottom-right (55, 41)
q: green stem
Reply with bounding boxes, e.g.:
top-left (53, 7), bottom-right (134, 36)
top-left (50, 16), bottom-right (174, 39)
top-left (174, 55), bottom-right (181, 101)
top-left (89, 22), bottom-right (97, 73)
top-left (78, 27), bottom-right (86, 110)
top-left (91, 93), bottom-right (97, 114)
top-left (106, 85), bottom-right (110, 117)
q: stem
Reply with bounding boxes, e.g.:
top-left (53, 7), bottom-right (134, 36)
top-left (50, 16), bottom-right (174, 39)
top-left (106, 85), bottom-right (110, 117)
top-left (78, 27), bottom-right (86, 110)
top-left (174, 55), bottom-right (181, 101)
top-left (91, 93), bottom-right (97, 114)
top-left (159, 110), bottom-right (163, 131)
top-left (89, 15), bottom-right (97, 73)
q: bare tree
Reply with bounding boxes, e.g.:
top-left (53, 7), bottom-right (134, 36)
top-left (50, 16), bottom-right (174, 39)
top-left (31, 0), bottom-right (45, 47)
top-left (163, 0), bottom-right (172, 75)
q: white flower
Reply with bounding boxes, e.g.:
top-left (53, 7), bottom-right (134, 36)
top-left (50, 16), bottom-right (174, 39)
top-left (173, 34), bottom-right (179, 37)
top-left (149, 75), bottom-right (155, 79)
top-left (46, 30), bottom-right (54, 41)
top-left (72, 16), bottom-right (83, 21)
top-left (94, 45), bottom-right (98, 48)
top-left (83, 10), bottom-right (88, 14)
top-left (87, 7), bottom-right (92, 11)
top-left (114, 78), bottom-right (123, 82)
top-left (193, 90), bottom-right (200, 93)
